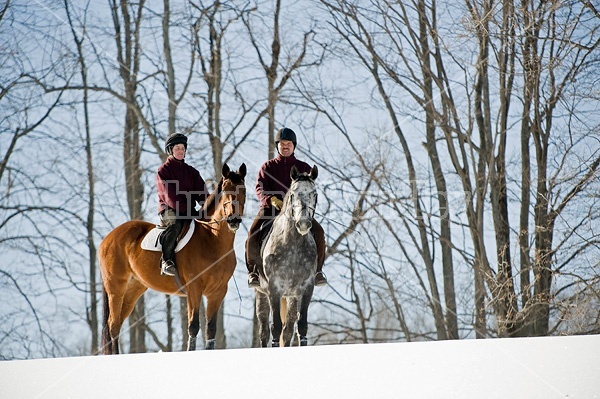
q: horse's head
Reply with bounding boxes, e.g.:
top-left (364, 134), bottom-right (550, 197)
top-left (219, 162), bottom-right (247, 232)
top-left (283, 165), bottom-right (318, 236)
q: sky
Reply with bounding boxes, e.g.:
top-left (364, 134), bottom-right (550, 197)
top-left (1, 334), bottom-right (599, 399)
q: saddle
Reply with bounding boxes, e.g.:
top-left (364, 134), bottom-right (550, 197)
top-left (140, 220), bottom-right (195, 252)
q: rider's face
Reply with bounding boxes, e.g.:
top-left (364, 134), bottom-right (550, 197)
top-left (172, 144), bottom-right (186, 160)
top-left (277, 140), bottom-right (294, 157)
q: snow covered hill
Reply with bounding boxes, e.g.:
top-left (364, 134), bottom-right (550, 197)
top-left (1, 335), bottom-right (598, 399)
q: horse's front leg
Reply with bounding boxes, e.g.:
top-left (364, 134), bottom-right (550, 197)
top-left (187, 309), bottom-right (200, 351)
top-left (281, 296), bottom-right (299, 347)
top-left (186, 292), bottom-right (203, 351)
top-left (204, 289), bottom-right (228, 350)
top-left (269, 293), bottom-right (283, 347)
top-left (204, 315), bottom-right (217, 350)
top-left (255, 291), bottom-right (271, 347)
top-left (297, 285), bottom-right (314, 346)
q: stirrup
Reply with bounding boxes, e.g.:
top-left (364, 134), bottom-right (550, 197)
top-left (314, 271), bottom-right (327, 286)
top-left (161, 259), bottom-right (176, 277)
top-left (248, 272), bottom-right (260, 288)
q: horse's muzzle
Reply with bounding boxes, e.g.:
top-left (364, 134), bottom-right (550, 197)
top-left (227, 216), bottom-right (242, 232)
top-left (295, 220), bottom-right (312, 235)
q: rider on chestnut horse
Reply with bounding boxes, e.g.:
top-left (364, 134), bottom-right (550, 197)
top-left (156, 133), bottom-right (207, 276)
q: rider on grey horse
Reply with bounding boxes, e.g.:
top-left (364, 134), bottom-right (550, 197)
top-left (245, 127), bottom-right (327, 288)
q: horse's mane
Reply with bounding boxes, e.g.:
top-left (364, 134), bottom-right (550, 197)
top-left (201, 178), bottom-right (223, 220)
top-left (201, 170), bottom-right (245, 219)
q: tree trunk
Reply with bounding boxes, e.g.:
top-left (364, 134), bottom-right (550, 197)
top-left (65, 1), bottom-right (100, 354)
top-left (417, 0), bottom-right (458, 339)
top-left (474, 265), bottom-right (486, 338)
top-left (111, 0), bottom-right (147, 353)
top-left (531, 143), bottom-right (553, 336)
top-left (166, 295), bottom-right (173, 352)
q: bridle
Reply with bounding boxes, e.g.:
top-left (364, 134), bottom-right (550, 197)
top-left (283, 183), bottom-right (317, 223)
top-left (198, 184), bottom-right (244, 226)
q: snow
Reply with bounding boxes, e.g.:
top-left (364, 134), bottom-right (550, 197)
top-left (1, 335), bottom-right (599, 399)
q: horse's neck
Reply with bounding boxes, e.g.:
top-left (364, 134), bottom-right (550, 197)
top-left (200, 184), bottom-right (221, 221)
top-left (201, 204), bottom-right (231, 237)
top-left (272, 211), bottom-right (295, 235)
top-left (210, 206), bottom-right (225, 224)
top-left (203, 205), bottom-right (215, 219)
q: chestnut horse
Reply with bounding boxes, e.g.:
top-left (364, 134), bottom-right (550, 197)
top-left (99, 163), bottom-right (246, 354)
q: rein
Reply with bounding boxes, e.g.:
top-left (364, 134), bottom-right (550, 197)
top-left (315, 210), bottom-right (362, 235)
top-left (196, 219), bottom-right (223, 225)
top-left (286, 181), bottom-right (358, 234)
top-left (282, 193), bottom-right (316, 221)
top-left (196, 200), bottom-right (237, 225)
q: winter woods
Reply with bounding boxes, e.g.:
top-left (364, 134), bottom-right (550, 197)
top-left (1, 0), bottom-right (599, 358)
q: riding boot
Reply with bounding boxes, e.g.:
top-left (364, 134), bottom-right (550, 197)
top-left (248, 268), bottom-right (260, 288)
top-left (161, 258), bottom-right (176, 277)
top-left (159, 219), bottom-right (183, 277)
top-left (314, 270), bottom-right (327, 286)
top-left (312, 222), bottom-right (328, 286)
top-left (245, 211), bottom-right (266, 288)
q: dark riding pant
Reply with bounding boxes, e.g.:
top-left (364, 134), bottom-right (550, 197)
top-left (159, 209), bottom-right (185, 265)
top-left (245, 207), bottom-right (326, 275)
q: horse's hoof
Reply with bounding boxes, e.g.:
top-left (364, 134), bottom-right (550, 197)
top-left (205, 339), bottom-right (215, 350)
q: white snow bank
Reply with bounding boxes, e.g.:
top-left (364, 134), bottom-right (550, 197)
top-left (1, 335), bottom-right (598, 399)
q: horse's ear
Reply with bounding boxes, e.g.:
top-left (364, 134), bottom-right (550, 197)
top-left (290, 165), bottom-right (299, 180)
top-left (239, 163), bottom-right (247, 179)
top-left (310, 165), bottom-right (318, 180)
top-left (222, 163), bottom-right (230, 178)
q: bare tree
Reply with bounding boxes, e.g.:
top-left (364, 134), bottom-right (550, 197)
top-left (319, 0), bottom-right (455, 340)
top-left (106, 0), bottom-right (147, 353)
top-left (2, 0), bottom-right (600, 359)
top-left (318, 0), bottom-right (600, 340)
top-left (242, 0), bottom-right (325, 157)
top-left (64, 0), bottom-right (100, 354)
top-left (0, 0), bottom-right (80, 358)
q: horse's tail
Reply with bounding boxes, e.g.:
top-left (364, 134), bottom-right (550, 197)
top-left (101, 285), bottom-right (111, 355)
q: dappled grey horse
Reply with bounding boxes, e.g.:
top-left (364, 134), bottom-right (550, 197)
top-left (254, 165), bottom-right (319, 347)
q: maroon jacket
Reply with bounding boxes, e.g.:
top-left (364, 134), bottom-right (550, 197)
top-left (157, 156), bottom-right (207, 216)
top-left (256, 153), bottom-right (311, 208)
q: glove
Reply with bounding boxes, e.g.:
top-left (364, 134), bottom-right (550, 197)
top-left (270, 196), bottom-right (283, 210)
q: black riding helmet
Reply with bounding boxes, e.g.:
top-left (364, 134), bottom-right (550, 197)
top-left (275, 127), bottom-right (297, 149)
top-left (165, 133), bottom-right (188, 155)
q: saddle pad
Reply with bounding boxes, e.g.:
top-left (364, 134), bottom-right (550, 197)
top-left (140, 221), bottom-right (195, 252)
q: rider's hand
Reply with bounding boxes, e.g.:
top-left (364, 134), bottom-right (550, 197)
top-left (270, 196), bottom-right (283, 210)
